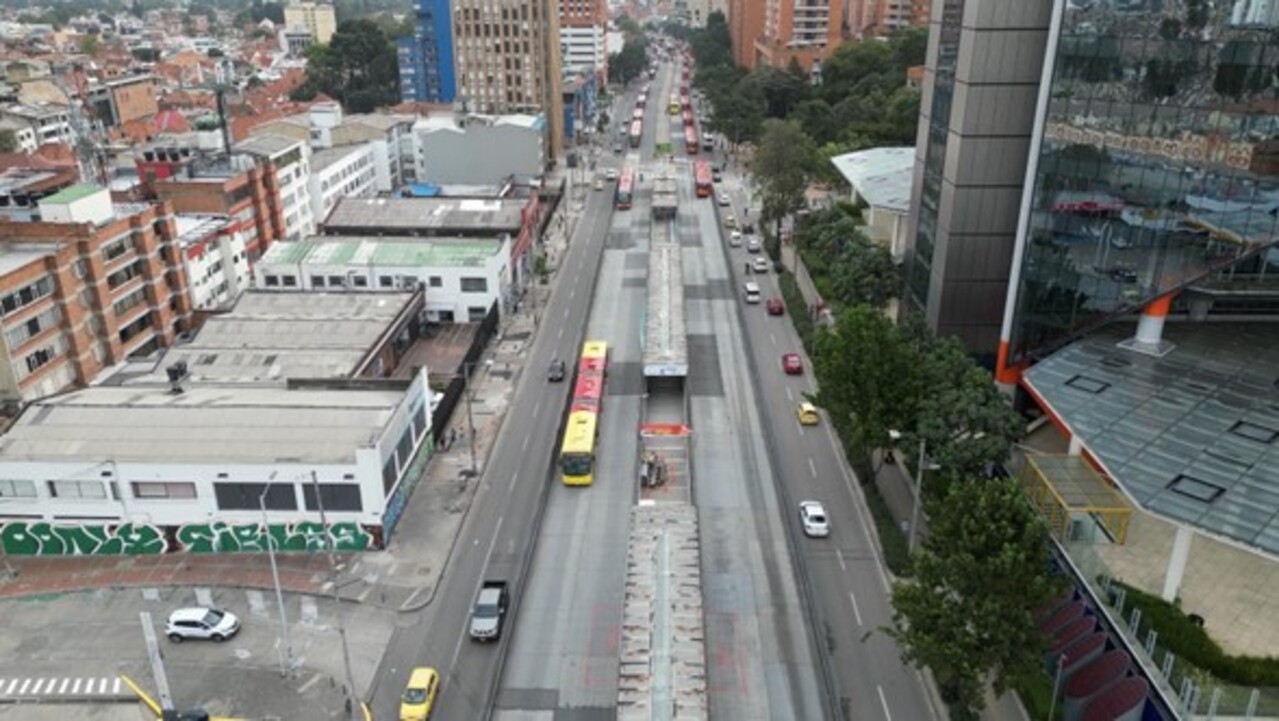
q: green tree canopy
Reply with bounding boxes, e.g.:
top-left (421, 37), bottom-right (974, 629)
top-left (890, 479), bottom-right (1061, 720)
top-left (291, 20), bottom-right (400, 112)
top-left (753, 118), bottom-right (816, 237)
top-left (0, 129), bottom-right (17, 154)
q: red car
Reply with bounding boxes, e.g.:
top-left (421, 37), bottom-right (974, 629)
top-left (782, 353), bottom-right (802, 375)
top-left (766, 297), bottom-right (784, 315)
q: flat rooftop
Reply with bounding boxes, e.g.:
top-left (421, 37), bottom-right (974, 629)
top-left (1025, 321), bottom-right (1279, 556)
top-left (311, 145), bottom-right (370, 173)
top-left (0, 242), bottom-right (56, 276)
top-left (643, 242), bottom-right (687, 377)
top-left (261, 235), bottom-right (503, 268)
top-left (829, 147), bottom-right (914, 213)
top-left (324, 197), bottom-right (525, 234)
top-left (129, 291), bottom-right (416, 385)
top-left (0, 384), bottom-right (405, 465)
top-left (234, 133), bottom-right (301, 158)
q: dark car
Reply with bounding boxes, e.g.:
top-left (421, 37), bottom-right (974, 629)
top-left (1109, 267), bottom-right (1138, 283)
top-left (712, 168), bottom-right (722, 181)
top-left (742, 222), bottom-right (756, 235)
top-left (547, 359), bottom-right (567, 382)
top-left (766, 297), bottom-right (784, 315)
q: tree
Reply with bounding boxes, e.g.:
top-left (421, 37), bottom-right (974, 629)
top-left (753, 118), bottom-right (816, 239)
top-left (829, 234), bottom-right (900, 310)
top-left (608, 35), bottom-right (648, 85)
top-left (0, 129), bottom-right (17, 154)
top-left (690, 10), bottom-right (732, 69)
top-left (812, 305), bottom-right (921, 476)
top-left (292, 20), bottom-right (400, 112)
top-left (77, 34), bottom-right (101, 57)
top-left (751, 63), bottom-right (809, 118)
top-left (705, 78), bottom-right (764, 146)
top-left (889, 479), bottom-right (1061, 720)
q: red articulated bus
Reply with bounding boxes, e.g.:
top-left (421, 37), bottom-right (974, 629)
top-left (615, 166), bottom-right (635, 210)
top-left (632, 107), bottom-right (644, 122)
top-left (629, 119), bottom-right (643, 148)
top-left (694, 159), bottom-right (713, 198)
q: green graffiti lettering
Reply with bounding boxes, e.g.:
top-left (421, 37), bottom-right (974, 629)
top-left (0, 522), bottom-right (168, 556)
top-left (1, 520), bottom-right (375, 555)
top-left (330, 522), bottom-right (372, 551)
top-left (54, 525), bottom-right (110, 555)
top-left (1, 522), bottom-right (42, 555)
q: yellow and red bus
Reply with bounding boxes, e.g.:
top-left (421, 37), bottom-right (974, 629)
top-left (683, 125), bottom-right (699, 155)
top-left (615, 166), bottom-right (635, 210)
top-left (628, 119), bottom-right (643, 148)
top-left (693, 159), bottom-right (713, 198)
top-left (631, 107), bottom-right (644, 122)
top-left (560, 340), bottom-right (609, 486)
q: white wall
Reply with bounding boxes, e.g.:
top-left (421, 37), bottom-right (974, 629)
top-left (308, 144), bottom-right (376, 223)
top-left (184, 229), bottom-right (250, 311)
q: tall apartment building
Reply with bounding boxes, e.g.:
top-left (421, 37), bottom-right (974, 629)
top-left (451, 0), bottom-right (564, 157)
top-left (85, 75), bottom-right (159, 129)
top-left (284, 2), bottom-right (338, 44)
top-left (397, 0), bottom-right (457, 103)
top-left (0, 185), bottom-right (188, 403)
top-left (559, 0), bottom-right (607, 83)
top-left (149, 154), bottom-right (284, 264)
top-left (847, 0), bottom-right (930, 38)
top-left (754, 0), bottom-right (847, 72)
top-left (729, 0), bottom-right (766, 68)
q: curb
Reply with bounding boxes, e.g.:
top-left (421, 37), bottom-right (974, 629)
top-left (0, 696), bottom-right (135, 705)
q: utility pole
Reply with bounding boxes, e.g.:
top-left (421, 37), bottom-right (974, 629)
top-left (259, 478), bottom-right (295, 677)
top-left (139, 612), bottom-right (175, 713)
top-left (909, 438), bottom-right (926, 554)
top-left (463, 363), bottom-right (478, 475)
top-left (310, 471), bottom-right (360, 721)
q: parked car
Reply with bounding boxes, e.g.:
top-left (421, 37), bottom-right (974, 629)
top-left (782, 352), bottom-right (803, 375)
top-left (469, 581), bottom-right (510, 642)
top-left (400, 667), bottom-right (440, 721)
top-left (547, 359), bottom-right (567, 382)
top-left (766, 297), bottom-right (784, 315)
top-left (799, 501), bottom-right (830, 538)
top-left (166, 607), bottom-right (240, 643)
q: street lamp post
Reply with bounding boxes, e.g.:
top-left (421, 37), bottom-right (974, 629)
top-left (310, 471), bottom-right (360, 721)
top-left (259, 474), bottom-right (296, 677)
top-left (456, 362), bottom-right (479, 476)
top-left (908, 437), bottom-right (927, 554)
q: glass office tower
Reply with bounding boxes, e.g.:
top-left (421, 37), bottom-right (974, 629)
top-left (1004, 0), bottom-right (1279, 364)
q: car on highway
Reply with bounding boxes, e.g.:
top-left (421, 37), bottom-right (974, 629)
top-left (752, 256), bottom-right (768, 273)
top-left (782, 352), bottom-right (803, 375)
top-left (613, 142), bottom-right (623, 154)
top-left (712, 167), bottom-right (722, 181)
top-left (746, 237), bottom-right (761, 253)
top-left (799, 501), bottom-right (830, 538)
top-left (469, 580), bottom-right (510, 642)
top-left (797, 401), bottom-right (820, 426)
top-left (766, 297), bottom-right (784, 315)
top-left (605, 168), bottom-right (618, 181)
top-left (743, 281), bottom-right (761, 304)
top-left (166, 607), bottom-right (240, 643)
top-left (593, 178), bottom-right (604, 191)
top-left (718, 193), bottom-right (731, 206)
top-left (400, 667), bottom-right (440, 720)
top-left (725, 215), bottom-right (738, 229)
top-left (547, 359), bottom-right (567, 382)
top-left (729, 230), bottom-right (742, 245)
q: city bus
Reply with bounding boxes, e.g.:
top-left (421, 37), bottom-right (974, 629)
top-left (632, 107), bottom-right (644, 122)
top-left (560, 340), bottom-right (609, 486)
top-left (684, 125), bottom-right (699, 155)
top-left (693, 159), bottom-right (713, 197)
top-left (628, 119), bottom-right (643, 148)
top-left (680, 94), bottom-right (691, 113)
top-left (669, 94), bottom-right (680, 115)
top-left (615, 166), bottom-right (635, 210)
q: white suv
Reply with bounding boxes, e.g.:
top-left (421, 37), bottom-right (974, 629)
top-left (799, 501), bottom-right (830, 538)
top-left (166, 607), bottom-right (241, 643)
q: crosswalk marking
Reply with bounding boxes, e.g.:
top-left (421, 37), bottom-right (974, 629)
top-left (0, 677), bottom-right (128, 698)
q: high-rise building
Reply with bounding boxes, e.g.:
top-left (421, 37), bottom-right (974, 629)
top-left (451, 0), bottom-right (563, 157)
top-left (559, 0), bottom-right (608, 83)
top-left (728, 0), bottom-right (767, 68)
top-left (759, 0), bottom-right (847, 72)
top-left (284, 2), bottom-right (338, 45)
top-left (397, 0), bottom-right (457, 103)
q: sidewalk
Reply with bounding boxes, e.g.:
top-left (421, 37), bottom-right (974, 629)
top-left (0, 189), bottom-right (579, 613)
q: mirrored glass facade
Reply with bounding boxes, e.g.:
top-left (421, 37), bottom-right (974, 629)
top-left (1008, 0), bottom-right (1279, 362)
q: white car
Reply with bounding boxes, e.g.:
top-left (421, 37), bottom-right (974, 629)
top-left (605, 168), bottom-right (618, 181)
top-left (799, 501), bottom-right (830, 538)
top-left (166, 607), bottom-right (241, 643)
top-left (729, 230), bottom-right (742, 246)
top-left (746, 237), bottom-right (761, 253)
top-left (718, 193), bottom-right (731, 206)
top-left (752, 257), bottom-right (769, 273)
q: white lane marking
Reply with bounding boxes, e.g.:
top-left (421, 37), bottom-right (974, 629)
top-left (564, 308), bottom-right (571, 319)
top-left (850, 591), bottom-right (864, 627)
top-left (297, 673), bottom-right (324, 694)
top-left (522, 433), bottom-right (530, 451)
top-left (570, 288), bottom-right (576, 300)
top-left (877, 685), bottom-right (893, 721)
top-left (824, 421), bottom-right (893, 594)
top-left (809, 458), bottom-right (817, 478)
top-left (770, 332), bottom-right (777, 346)
top-left (785, 386), bottom-right (793, 402)
top-left (533, 400), bottom-right (541, 417)
top-left (508, 471), bottom-right (519, 497)
top-left (836, 548), bottom-right (847, 571)
top-left (558, 328), bottom-right (565, 340)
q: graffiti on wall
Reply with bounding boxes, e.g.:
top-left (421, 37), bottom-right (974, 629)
top-left (0, 520), bottom-right (377, 556)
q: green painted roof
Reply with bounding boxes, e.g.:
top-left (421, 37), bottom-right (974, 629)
top-left (262, 238), bottom-right (500, 268)
top-left (41, 184), bottom-right (104, 204)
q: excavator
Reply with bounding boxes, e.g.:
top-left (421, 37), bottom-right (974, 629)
top-left (120, 675), bottom-right (371, 721)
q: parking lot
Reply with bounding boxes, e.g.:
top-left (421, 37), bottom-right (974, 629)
top-left (0, 585), bottom-right (399, 718)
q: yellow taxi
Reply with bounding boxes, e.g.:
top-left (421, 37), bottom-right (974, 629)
top-left (797, 402), bottom-right (820, 426)
top-left (400, 667), bottom-right (440, 720)
top-left (724, 214), bottom-right (738, 229)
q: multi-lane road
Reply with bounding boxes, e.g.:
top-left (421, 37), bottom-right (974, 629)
top-left (369, 53), bottom-right (940, 721)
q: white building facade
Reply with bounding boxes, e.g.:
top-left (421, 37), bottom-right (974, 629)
top-left (175, 215), bottom-right (252, 311)
top-left (560, 26), bottom-right (606, 78)
top-left (235, 134), bottom-right (316, 243)
top-left (254, 236), bottom-right (510, 323)
top-left (309, 144), bottom-right (377, 224)
top-left (0, 373), bottom-right (434, 554)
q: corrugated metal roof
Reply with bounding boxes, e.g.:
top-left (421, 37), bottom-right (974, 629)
top-left (829, 147), bottom-right (915, 213)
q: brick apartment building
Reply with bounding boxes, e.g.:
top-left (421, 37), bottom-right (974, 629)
top-left (0, 185), bottom-right (188, 404)
top-left (87, 75), bottom-right (159, 129)
top-left (137, 147), bottom-right (286, 263)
